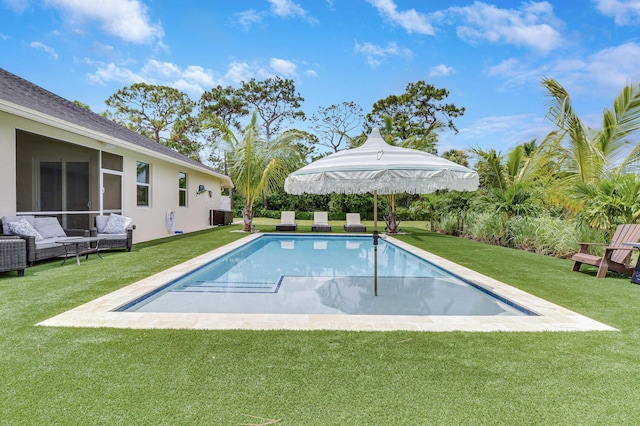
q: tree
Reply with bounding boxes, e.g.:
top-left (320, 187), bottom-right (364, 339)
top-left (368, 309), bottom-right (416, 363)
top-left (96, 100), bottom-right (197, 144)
top-left (310, 101), bottom-right (363, 153)
top-left (73, 100), bottom-right (91, 110)
top-left (572, 174), bottom-right (640, 235)
top-left (199, 84), bottom-right (249, 133)
top-left (237, 77), bottom-right (305, 140)
top-left (542, 78), bottom-right (640, 233)
top-left (365, 81), bottom-right (465, 153)
top-left (543, 78), bottom-right (640, 184)
top-left (104, 83), bottom-right (201, 159)
top-left (212, 112), bottom-right (303, 231)
top-left (442, 149), bottom-right (470, 167)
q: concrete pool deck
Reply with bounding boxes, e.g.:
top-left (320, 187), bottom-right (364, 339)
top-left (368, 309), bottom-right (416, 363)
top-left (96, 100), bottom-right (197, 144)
top-left (38, 233), bottom-right (617, 332)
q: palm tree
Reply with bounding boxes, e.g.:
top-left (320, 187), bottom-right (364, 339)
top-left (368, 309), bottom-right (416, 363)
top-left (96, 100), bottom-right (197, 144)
top-left (542, 78), bottom-right (640, 232)
top-left (543, 78), bottom-right (640, 184)
top-left (212, 112), bottom-right (303, 231)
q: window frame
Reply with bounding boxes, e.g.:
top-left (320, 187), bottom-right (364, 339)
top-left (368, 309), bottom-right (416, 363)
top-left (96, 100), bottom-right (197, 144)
top-left (178, 171), bottom-right (187, 207)
top-left (136, 161), bottom-right (150, 207)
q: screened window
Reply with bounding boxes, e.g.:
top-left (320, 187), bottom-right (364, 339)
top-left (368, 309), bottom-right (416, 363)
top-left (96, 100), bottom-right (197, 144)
top-left (178, 172), bottom-right (187, 207)
top-left (136, 161), bottom-right (150, 206)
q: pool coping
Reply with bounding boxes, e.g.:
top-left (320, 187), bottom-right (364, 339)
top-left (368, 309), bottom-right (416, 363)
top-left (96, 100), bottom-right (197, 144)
top-left (38, 233), bottom-right (617, 332)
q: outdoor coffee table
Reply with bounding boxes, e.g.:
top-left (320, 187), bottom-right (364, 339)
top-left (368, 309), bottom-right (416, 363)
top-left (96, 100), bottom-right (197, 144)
top-left (622, 242), bottom-right (640, 285)
top-left (56, 237), bottom-right (107, 266)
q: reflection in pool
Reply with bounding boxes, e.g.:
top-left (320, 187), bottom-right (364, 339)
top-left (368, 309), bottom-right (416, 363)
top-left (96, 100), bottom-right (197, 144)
top-left (118, 235), bottom-right (531, 316)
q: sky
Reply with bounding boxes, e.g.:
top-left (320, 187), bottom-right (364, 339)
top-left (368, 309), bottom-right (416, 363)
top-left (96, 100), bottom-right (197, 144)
top-left (1, 0), bottom-right (640, 155)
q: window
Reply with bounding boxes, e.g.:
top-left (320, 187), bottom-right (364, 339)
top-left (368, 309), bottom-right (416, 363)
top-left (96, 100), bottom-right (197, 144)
top-left (136, 161), bottom-right (150, 206)
top-left (178, 172), bottom-right (187, 207)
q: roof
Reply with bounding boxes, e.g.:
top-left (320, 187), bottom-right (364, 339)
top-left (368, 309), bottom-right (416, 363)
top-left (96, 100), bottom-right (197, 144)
top-left (0, 67), bottom-right (232, 187)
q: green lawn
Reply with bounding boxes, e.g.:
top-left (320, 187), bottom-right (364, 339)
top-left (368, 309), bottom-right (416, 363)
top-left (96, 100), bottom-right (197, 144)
top-left (2, 221), bottom-right (640, 425)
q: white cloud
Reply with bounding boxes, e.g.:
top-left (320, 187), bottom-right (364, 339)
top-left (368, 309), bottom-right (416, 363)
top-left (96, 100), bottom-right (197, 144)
top-left (441, 114), bottom-right (554, 152)
top-left (236, 9), bottom-right (263, 29)
top-left (304, 69), bottom-right (318, 77)
top-left (270, 58), bottom-right (297, 77)
top-left (30, 41), bottom-right (58, 59)
top-left (367, 0), bottom-right (434, 35)
top-left (3, 0), bottom-right (29, 12)
top-left (269, 0), bottom-right (306, 17)
top-left (224, 61), bottom-right (275, 84)
top-left (449, 1), bottom-right (563, 53)
top-left (87, 63), bottom-right (144, 85)
top-left (594, 0), bottom-right (640, 25)
top-left (487, 42), bottom-right (640, 96)
top-left (87, 60), bottom-right (218, 97)
top-left (354, 40), bottom-right (412, 67)
top-left (267, 0), bottom-right (317, 23)
top-left (429, 64), bottom-right (454, 77)
top-left (45, 0), bottom-right (164, 44)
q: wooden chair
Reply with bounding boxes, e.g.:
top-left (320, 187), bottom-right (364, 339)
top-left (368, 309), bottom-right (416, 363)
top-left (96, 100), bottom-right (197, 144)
top-left (571, 224), bottom-right (640, 278)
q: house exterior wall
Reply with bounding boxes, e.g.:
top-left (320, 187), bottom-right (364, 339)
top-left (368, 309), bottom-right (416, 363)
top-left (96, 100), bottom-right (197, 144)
top-left (0, 110), bottom-right (230, 243)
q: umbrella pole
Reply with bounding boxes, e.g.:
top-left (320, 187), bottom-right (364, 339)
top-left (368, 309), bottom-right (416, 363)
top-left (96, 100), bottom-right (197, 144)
top-left (373, 190), bottom-right (378, 297)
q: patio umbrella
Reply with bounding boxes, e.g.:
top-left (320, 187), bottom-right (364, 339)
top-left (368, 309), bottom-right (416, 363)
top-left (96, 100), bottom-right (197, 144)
top-left (284, 128), bottom-right (479, 295)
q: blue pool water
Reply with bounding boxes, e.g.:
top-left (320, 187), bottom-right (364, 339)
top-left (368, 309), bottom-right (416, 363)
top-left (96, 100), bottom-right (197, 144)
top-left (119, 235), bottom-right (531, 316)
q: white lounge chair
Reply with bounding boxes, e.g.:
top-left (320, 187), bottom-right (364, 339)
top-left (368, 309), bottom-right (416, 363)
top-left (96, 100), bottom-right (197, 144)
top-left (276, 211), bottom-right (297, 231)
top-left (344, 213), bottom-right (366, 232)
top-left (312, 211), bottom-right (332, 232)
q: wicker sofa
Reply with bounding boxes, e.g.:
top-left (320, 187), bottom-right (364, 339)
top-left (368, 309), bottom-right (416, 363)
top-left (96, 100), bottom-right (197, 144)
top-left (0, 236), bottom-right (27, 276)
top-left (0, 216), bottom-right (89, 266)
top-left (90, 215), bottom-right (135, 252)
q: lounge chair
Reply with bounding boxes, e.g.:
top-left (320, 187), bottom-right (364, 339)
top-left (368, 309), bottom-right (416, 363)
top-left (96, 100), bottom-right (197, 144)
top-left (344, 213), bottom-right (366, 232)
top-left (571, 224), bottom-right (640, 278)
top-left (312, 212), bottom-right (332, 232)
top-left (276, 211), bottom-right (297, 231)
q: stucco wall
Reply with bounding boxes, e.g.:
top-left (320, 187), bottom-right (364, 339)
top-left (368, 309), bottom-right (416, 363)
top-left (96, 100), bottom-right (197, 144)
top-left (0, 110), bottom-right (229, 243)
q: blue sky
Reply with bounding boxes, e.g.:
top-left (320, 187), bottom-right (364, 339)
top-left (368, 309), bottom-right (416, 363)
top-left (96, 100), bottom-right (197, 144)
top-left (2, 0), bottom-right (640, 154)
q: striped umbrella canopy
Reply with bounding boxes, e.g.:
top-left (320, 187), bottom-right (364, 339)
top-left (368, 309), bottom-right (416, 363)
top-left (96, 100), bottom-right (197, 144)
top-left (284, 128), bottom-right (479, 196)
top-left (284, 128), bottom-right (479, 296)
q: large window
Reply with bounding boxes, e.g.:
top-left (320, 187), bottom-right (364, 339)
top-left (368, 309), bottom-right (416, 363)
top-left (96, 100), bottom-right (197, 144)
top-left (178, 172), bottom-right (187, 207)
top-left (136, 161), bottom-right (150, 206)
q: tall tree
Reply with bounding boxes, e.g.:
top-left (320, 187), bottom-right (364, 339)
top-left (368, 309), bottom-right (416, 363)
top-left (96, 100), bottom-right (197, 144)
top-left (310, 101), bottom-right (363, 153)
top-left (365, 81), bottom-right (465, 153)
top-left (442, 149), bottom-right (470, 167)
top-left (104, 83), bottom-right (200, 158)
top-left (212, 113), bottom-right (303, 231)
top-left (543, 78), bottom-right (640, 231)
top-left (237, 77), bottom-right (306, 141)
top-left (543, 78), bottom-right (640, 184)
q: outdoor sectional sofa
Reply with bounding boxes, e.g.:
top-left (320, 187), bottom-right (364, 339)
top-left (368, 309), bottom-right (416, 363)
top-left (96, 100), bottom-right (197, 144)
top-left (90, 215), bottom-right (135, 252)
top-left (0, 216), bottom-right (89, 266)
top-left (0, 236), bottom-right (27, 276)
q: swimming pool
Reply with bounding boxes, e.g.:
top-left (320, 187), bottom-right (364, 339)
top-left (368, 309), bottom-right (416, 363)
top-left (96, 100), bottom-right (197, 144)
top-left (119, 235), bottom-right (529, 316)
top-left (38, 233), bottom-right (618, 332)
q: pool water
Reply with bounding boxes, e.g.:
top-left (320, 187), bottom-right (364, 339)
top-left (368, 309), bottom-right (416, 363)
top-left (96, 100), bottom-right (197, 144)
top-left (118, 235), bottom-right (530, 316)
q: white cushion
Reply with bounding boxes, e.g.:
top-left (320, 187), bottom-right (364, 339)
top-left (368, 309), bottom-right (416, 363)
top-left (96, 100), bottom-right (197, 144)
top-left (8, 218), bottom-right (43, 241)
top-left (34, 217), bottom-right (66, 239)
top-left (2, 215), bottom-right (35, 235)
top-left (95, 216), bottom-right (110, 233)
top-left (97, 233), bottom-right (127, 240)
top-left (102, 214), bottom-right (134, 234)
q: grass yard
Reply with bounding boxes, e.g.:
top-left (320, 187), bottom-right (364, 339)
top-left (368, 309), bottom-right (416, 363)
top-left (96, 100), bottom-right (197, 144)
top-left (2, 220), bottom-right (640, 425)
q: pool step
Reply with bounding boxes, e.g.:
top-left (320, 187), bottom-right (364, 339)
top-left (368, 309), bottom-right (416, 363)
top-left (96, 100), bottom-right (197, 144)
top-left (179, 280), bottom-right (279, 293)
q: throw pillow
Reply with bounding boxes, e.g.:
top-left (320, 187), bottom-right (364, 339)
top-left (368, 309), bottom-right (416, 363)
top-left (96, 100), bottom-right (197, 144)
top-left (34, 217), bottom-right (67, 239)
top-left (102, 214), bottom-right (134, 234)
top-left (8, 218), bottom-right (43, 241)
top-left (2, 215), bottom-right (35, 235)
